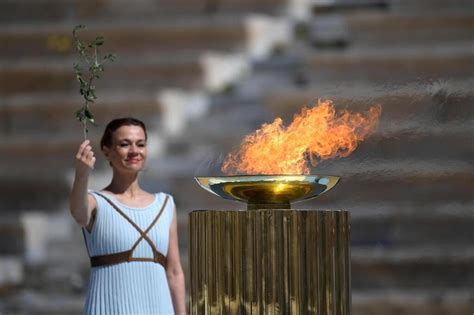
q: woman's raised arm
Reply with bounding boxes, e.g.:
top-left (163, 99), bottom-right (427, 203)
top-left (69, 139), bottom-right (97, 228)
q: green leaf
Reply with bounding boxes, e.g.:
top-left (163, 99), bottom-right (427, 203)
top-left (103, 53), bottom-right (117, 62)
top-left (84, 109), bottom-right (97, 125)
top-left (86, 93), bottom-right (95, 102)
top-left (76, 75), bottom-right (86, 85)
top-left (72, 24), bottom-right (85, 37)
top-left (76, 43), bottom-right (86, 56)
top-left (75, 108), bottom-right (86, 122)
top-left (74, 24), bottom-right (85, 31)
top-left (93, 36), bottom-right (105, 46)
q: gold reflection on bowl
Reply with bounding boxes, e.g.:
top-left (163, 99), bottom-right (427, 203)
top-left (195, 175), bottom-right (340, 210)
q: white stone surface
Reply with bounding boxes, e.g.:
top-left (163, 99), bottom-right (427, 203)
top-left (0, 256), bottom-right (23, 286)
top-left (287, 0), bottom-right (336, 20)
top-left (20, 212), bottom-right (49, 265)
top-left (144, 131), bottom-right (167, 159)
top-left (20, 211), bottom-right (75, 266)
top-left (200, 52), bottom-right (251, 92)
top-left (245, 14), bottom-right (293, 61)
top-left (158, 89), bottom-right (210, 137)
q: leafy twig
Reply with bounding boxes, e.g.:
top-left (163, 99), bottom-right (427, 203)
top-left (72, 24), bottom-right (117, 139)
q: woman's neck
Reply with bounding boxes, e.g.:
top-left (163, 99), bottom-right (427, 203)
top-left (104, 172), bottom-right (142, 197)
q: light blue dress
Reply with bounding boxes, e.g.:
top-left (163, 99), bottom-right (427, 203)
top-left (82, 191), bottom-right (175, 315)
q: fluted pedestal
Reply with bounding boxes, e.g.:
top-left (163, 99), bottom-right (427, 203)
top-left (189, 210), bottom-right (351, 314)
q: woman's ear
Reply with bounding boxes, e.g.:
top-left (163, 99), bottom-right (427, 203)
top-left (102, 146), bottom-right (110, 160)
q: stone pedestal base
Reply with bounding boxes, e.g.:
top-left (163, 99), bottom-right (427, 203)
top-left (189, 210), bottom-right (351, 314)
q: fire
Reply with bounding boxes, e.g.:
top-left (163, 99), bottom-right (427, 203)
top-left (221, 99), bottom-right (382, 175)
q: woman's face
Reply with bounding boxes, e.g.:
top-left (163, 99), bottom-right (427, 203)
top-left (103, 125), bottom-right (147, 173)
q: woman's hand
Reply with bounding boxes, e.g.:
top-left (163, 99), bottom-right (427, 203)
top-left (75, 139), bottom-right (96, 175)
top-left (70, 139), bottom-right (97, 228)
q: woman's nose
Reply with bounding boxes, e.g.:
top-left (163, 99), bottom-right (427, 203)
top-left (129, 144), bottom-right (140, 153)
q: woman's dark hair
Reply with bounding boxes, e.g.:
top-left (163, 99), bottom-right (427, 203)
top-left (100, 117), bottom-right (147, 149)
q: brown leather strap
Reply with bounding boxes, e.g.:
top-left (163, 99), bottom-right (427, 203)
top-left (90, 250), bottom-right (167, 267)
top-left (129, 196), bottom-right (169, 258)
top-left (90, 192), bottom-right (169, 268)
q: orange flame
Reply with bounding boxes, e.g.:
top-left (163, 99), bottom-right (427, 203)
top-left (221, 99), bottom-right (382, 175)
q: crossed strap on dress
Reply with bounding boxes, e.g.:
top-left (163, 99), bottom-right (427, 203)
top-left (89, 192), bottom-right (169, 268)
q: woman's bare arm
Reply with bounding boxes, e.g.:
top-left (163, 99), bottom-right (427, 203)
top-left (166, 206), bottom-right (187, 314)
top-left (69, 140), bottom-right (97, 228)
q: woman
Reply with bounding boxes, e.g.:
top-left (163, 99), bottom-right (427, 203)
top-left (69, 118), bottom-right (186, 314)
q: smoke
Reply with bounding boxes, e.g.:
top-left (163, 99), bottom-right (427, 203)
top-left (194, 151), bottom-right (227, 176)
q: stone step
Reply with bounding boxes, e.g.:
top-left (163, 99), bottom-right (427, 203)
top-left (304, 44), bottom-right (474, 83)
top-left (352, 246), bottom-right (474, 289)
top-left (1, 290), bottom-right (83, 315)
top-left (0, 90), bottom-right (162, 135)
top-left (347, 12), bottom-right (474, 45)
top-left (389, 0), bottom-right (474, 14)
top-left (0, 53), bottom-right (203, 95)
top-left (0, 217), bottom-right (24, 256)
top-left (252, 43), bottom-right (474, 86)
top-left (352, 288), bottom-right (474, 315)
top-left (0, 174), bottom-right (71, 211)
top-left (308, 168), bottom-right (473, 205)
top-left (262, 80), bottom-right (474, 124)
top-left (0, 18), bottom-right (245, 58)
top-left (350, 206), bottom-right (474, 246)
top-left (0, 0), bottom-right (99, 23)
top-left (310, 12), bottom-right (474, 47)
top-left (310, 0), bottom-right (474, 15)
top-left (312, 0), bottom-right (389, 14)
top-left (0, 0), bottom-right (284, 23)
top-left (348, 128), bottom-right (473, 160)
top-left (0, 134), bottom-right (102, 164)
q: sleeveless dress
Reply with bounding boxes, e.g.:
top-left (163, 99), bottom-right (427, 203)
top-left (82, 191), bottom-right (175, 315)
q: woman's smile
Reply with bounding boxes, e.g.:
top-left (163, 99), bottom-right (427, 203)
top-left (125, 158), bottom-right (142, 164)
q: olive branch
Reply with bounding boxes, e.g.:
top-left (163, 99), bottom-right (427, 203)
top-left (72, 24), bottom-right (117, 139)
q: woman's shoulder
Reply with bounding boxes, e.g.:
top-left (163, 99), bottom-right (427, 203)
top-left (154, 192), bottom-right (175, 204)
top-left (87, 189), bottom-right (108, 203)
top-left (87, 189), bottom-right (99, 200)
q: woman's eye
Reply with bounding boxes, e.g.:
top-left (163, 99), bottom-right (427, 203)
top-left (120, 143), bottom-right (129, 147)
top-left (138, 143), bottom-right (146, 147)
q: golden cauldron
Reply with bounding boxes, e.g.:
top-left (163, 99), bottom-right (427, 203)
top-left (195, 175), bottom-right (340, 210)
